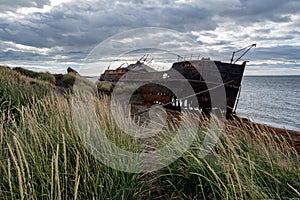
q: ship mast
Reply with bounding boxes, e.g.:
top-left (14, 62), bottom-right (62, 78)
top-left (230, 44), bottom-right (256, 64)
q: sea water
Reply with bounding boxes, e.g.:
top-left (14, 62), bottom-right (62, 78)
top-left (236, 76), bottom-right (300, 131)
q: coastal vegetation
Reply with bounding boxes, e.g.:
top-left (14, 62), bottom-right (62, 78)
top-left (13, 67), bottom-right (56, 85)
top-left (0, 65), bottom-right (299, 199)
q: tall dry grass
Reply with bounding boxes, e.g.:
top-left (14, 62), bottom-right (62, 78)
top-left (0, 66), bottom-right (299, 199)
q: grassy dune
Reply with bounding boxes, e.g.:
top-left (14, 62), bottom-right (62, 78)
top-left (0, 66), bottom-right (299, 199)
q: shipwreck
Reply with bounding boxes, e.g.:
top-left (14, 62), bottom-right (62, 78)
top-left (98, 44), bottom-right (256, 119)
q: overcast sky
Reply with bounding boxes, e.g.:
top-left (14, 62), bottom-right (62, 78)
top-left (0, 0), bottom-right (299, 75)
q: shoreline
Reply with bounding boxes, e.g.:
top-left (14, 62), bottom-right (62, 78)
top-left (232, 115), bottom-right (300, 153)
top-left (237, 113), bottom-right (300, 133)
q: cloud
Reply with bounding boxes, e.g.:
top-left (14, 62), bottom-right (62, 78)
top-left (221, 0), bottom-right (300, 23)
top-left (247, 45), bottom-right (300, 61)
top-left (0, 49), bottom-right (43, 61)
top-left (0, 0), bottom-right (218, 48)
top-left (0, 0), bottom-right (299, 75)
top-left (0, 0), bottom-right (50, 11)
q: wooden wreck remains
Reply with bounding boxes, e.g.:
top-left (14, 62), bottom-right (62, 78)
top-left (98, 44), bottom-right (256, 119)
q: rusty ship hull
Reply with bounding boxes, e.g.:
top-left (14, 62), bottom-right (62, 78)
top-left (99, 59), bottom-right (247, 119)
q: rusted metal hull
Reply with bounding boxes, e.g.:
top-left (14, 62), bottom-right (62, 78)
top-left (99, 60), bottom-right (246, 119)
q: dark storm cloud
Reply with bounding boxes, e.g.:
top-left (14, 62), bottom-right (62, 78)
top-left (0, 1), bottom-right (217, 49)
top-left (0, 0), bottom-right (294, 46)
